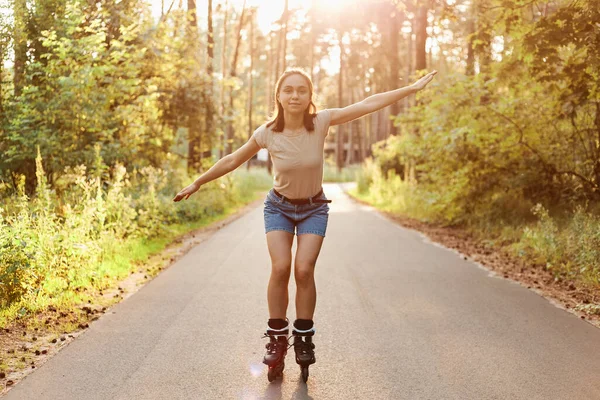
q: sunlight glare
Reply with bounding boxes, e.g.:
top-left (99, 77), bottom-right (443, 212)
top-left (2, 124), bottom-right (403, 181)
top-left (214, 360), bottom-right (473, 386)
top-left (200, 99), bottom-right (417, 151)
top-left (150, 0), bottom-right (353, 35)
top-left (251, 0), bottom-right (350, 32)
top-left (249, 362), bottom-right (263, 377)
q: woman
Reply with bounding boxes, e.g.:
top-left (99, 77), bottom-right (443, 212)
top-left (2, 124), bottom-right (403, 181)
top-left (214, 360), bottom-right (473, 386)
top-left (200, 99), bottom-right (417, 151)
top-left (173, 68), bottom-right (437, 382)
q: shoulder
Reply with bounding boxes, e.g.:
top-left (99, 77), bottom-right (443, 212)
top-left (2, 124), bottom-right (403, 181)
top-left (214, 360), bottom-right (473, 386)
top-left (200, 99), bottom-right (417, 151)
top-left (252, 123), bottom-right (273, 148)
top-left (315, 109), bottom-right (331, 125)
top-left (313, 109), bottom-right (331, 136)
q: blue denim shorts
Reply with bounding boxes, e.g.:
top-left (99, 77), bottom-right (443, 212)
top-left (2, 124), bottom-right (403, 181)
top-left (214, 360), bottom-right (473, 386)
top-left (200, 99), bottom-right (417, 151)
top-left (263, 188), bottom-right (330, 237)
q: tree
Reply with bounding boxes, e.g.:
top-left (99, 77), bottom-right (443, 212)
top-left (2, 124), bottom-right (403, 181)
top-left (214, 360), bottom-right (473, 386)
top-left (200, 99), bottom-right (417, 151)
top-left (336, 30), bottom-right (345, 172)
top-left (0, 13), bottom-right (8, 117)
top-left (204, 0), bottom-right (215, 162)
top-left (13, 0), bottom-right (27, 97)
top-left (387, 7), bottom-right (402, 136)
top-left (219, 0), bottom-right (229, 158)
top-left (414, 3), bottom-right (428, 72)
top-left (246, 8), bottom-right (256, 170)
top-left (281, 0), bottom-right (289, 72)
top-left (186, 0), bottom-right (203, 172)
top-left (225, 0), bottom-right (247, 155)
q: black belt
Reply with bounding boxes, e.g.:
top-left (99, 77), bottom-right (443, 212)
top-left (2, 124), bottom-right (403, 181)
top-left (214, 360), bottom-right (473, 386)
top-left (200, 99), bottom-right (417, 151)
top-left (272, 188), bottom-right (332, 205)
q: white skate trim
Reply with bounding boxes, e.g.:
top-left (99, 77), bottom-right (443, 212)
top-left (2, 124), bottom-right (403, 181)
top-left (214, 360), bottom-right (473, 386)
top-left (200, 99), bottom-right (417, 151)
top-left (266, 325), bottom-right (289, 333)
top-left (292, 327), bottom-right (315, 334)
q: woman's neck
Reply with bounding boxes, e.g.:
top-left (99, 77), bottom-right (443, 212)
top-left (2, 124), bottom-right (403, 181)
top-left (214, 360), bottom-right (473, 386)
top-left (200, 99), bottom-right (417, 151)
top-left (283, 111), bottom-right (304, 130)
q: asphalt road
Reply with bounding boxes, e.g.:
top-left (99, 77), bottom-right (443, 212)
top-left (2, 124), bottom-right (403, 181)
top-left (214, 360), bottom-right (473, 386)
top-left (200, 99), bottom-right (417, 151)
top-left (4, 183), bottom-right (600, 400)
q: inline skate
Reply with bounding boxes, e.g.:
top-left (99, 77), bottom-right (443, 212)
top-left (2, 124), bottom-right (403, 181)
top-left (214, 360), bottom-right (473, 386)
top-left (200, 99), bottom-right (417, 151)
top-left (262, 325), bottom-right (289, 382)
top-left (292, 327), bottom-right (315, 383)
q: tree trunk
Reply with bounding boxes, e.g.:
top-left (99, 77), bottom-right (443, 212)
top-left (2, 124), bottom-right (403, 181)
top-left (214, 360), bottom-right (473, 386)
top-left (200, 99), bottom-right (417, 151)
top-left (220, 0), bottom-right (229, 158)
top-left (594, 102), bottom-right (600, 189)
top-left (204, 0), bottom-right (215, 162)
top-left (388, 10), bottom-right (402, 136)
top-left (345, 89), bottom-right (354, 166)
top-left (476, 0), bottom-right (492, 76)
top-left (336, 33), bottom-right (345, 172)
top-left (0, 44), bottom-right (4, 116)
top-left (186, 0), bottom-right (202, 172)
top-left (225, 0), bottom-right (247, 155)
top-left (366, 111), bottom-right (376, 159)
top-left (466, 15), bottom-right (475, 76)
top-left (267, 29), bottom-right (275, 175)
top-left (267, 30), bottom-right (274, 115)
top-left (358, 116), bottom-right (366, 163)
top-left (274, 19), bottom-right (282, 80)
top-left (405, 18), bottom-right (413, 110)
top-left (13, 0), bottom-right (27, 97)
top-left (377, 109), bottom-right (386, 142)
top-left (246, 9), bottom-right (255, 170)
top-left (415, 5), bottom-right (428, 71)
top-left (308, 3), bottom-right (315, 82)
top-left (281, 0), bottom-right (289, 72)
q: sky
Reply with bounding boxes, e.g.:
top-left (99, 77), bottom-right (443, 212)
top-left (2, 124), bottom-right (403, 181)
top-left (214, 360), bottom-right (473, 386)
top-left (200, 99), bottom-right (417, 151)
top-left (147, 0), bottom-right (347, 74)
top-left (147, 0), bottom-right (458, 74)
top-left (149, 0), bottom-right (331, 33)
top-left (3, 0), bottom-right (467, 75)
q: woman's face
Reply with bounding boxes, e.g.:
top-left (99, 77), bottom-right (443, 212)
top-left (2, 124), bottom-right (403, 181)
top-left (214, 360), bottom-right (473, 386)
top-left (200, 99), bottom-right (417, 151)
top-left (277, 74), bottom-right (311, 115)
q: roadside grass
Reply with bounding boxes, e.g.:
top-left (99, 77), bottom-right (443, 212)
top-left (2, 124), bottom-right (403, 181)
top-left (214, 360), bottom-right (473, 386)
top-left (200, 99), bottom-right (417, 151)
top-left (0, 166), bottom-right (272, 329)
top-left (350, 161), bottom-right (600, 291)
top-left (0, 166), bottom-right (272, 385)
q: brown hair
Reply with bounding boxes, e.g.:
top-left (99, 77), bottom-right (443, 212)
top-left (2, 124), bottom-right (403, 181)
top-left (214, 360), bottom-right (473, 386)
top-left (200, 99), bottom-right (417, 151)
top-left (266, 68), bottom-right (317, 132)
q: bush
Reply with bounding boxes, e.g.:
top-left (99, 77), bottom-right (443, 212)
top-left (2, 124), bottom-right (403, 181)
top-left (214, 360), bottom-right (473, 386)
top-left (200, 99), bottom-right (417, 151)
top-left (0, 153), bottom-right (270, 309)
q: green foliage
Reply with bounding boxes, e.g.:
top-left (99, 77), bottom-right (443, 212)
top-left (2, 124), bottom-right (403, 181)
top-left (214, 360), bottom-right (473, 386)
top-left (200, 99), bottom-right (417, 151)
top-left (371, 60), bottom-right (598, 225)
top-left (513, 204), bottom-right (600, 284)
top-left (0, 179), bottom-right (38, 306)
top-left (322, 157), bottom-right (362, 183)
top-left (353, 157), bottom-right (438, 222)
top-left (0, 0), bottom-right (206, 191)
top-left (523, 2), bottom-right (600, 120)
top-left (0, 151), bottom-right (268, 310)
top-left (356, 0), bottom-right (600, 287)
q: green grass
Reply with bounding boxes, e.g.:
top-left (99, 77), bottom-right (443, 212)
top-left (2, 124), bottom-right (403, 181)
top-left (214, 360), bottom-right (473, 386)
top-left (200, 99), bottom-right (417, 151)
top-left (0, 167), bottom-right (272, 328)
top-left (352, 160), bottom-right (600, 291)
top-left (323, 163), bottom-right (361, 183)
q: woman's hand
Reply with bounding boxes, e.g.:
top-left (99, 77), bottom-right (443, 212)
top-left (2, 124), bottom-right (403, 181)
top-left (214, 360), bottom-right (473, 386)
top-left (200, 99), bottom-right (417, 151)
top-left (173, 182), bottom-right (201, 202)
top-left (411, 70), bottom-right (438, 91)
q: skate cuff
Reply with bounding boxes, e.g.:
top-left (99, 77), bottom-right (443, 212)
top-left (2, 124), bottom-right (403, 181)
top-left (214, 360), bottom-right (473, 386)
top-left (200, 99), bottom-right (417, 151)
top-left (266, 326), bottom-right (289, 337)
top-left (292, 327), bottom-right (315, 337)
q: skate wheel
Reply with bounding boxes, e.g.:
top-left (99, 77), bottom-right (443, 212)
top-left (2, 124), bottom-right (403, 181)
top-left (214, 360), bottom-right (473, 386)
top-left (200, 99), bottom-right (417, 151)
top-left (301, 366), bottom-right (309, 383)
top-left (267, 362), bottom-right (285, 383)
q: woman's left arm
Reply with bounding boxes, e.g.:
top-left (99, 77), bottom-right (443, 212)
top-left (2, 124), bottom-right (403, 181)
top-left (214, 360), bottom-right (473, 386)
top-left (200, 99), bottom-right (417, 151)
top-left (329, 70), bottom-right (437, 126)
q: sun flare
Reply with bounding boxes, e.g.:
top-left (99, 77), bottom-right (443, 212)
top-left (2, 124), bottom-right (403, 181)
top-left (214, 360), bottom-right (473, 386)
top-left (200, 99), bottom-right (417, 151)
top-left (150, 0), bottom-right (352, 33)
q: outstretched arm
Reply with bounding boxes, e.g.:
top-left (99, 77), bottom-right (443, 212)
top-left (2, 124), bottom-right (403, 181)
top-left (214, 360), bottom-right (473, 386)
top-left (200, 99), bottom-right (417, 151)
top-left (329, 70), bottom-right (437, 126)
top-left (173, 138), bottom-right (261, 202)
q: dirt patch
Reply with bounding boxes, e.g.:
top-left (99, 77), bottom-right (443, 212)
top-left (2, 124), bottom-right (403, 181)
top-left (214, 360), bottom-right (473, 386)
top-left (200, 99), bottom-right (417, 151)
top-left (346, 193), bottom-right (600, 329)
top-left (0, 197), bottom-right (263, 396)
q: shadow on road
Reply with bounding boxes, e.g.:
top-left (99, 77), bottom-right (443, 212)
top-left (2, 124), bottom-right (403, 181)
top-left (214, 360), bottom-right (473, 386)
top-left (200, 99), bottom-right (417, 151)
top-left (259, 376), bottom-right (314, 400)
top-left (291, 380), bottom-right (314, 400)
top-left (261, 379), bottom-right (282, 399)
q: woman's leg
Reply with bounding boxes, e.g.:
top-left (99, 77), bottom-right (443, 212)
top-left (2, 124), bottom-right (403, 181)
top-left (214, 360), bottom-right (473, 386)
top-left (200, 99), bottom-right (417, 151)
top-left (266, 230), bottom-right (295, 319)
top-left (294, 234), bottom-right (325, 319)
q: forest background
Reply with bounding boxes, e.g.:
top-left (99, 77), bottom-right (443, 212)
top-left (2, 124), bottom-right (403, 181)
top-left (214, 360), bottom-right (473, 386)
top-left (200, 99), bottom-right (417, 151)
top-left (0, 0), bottom-right (599, 333)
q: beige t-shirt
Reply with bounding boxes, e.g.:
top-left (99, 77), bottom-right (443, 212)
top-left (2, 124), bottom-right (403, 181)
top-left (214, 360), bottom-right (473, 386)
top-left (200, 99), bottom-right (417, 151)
top-left (252, 109), bottom-right (331, 199)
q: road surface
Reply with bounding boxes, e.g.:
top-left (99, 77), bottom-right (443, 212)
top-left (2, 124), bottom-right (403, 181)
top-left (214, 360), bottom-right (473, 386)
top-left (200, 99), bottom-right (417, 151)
top-left (4, 183), bottom-right (600, 399)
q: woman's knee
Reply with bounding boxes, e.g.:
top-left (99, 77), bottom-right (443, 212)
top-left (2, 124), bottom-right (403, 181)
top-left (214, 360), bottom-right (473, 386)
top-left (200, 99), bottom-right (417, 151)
top-left (270, 260), bottom-right (291, 282)
top-left (294, 262), bottom-right (315, 286)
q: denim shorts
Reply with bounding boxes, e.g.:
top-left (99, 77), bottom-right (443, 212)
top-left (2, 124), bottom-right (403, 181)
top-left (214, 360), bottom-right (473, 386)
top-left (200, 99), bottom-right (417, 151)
top-left (263, 188), bottom-right (330, 237)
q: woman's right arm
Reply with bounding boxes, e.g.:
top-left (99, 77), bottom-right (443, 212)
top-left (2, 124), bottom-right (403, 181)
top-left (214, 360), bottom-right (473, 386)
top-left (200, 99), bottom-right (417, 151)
top-left (173, 137), bottom-right (262, 202)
